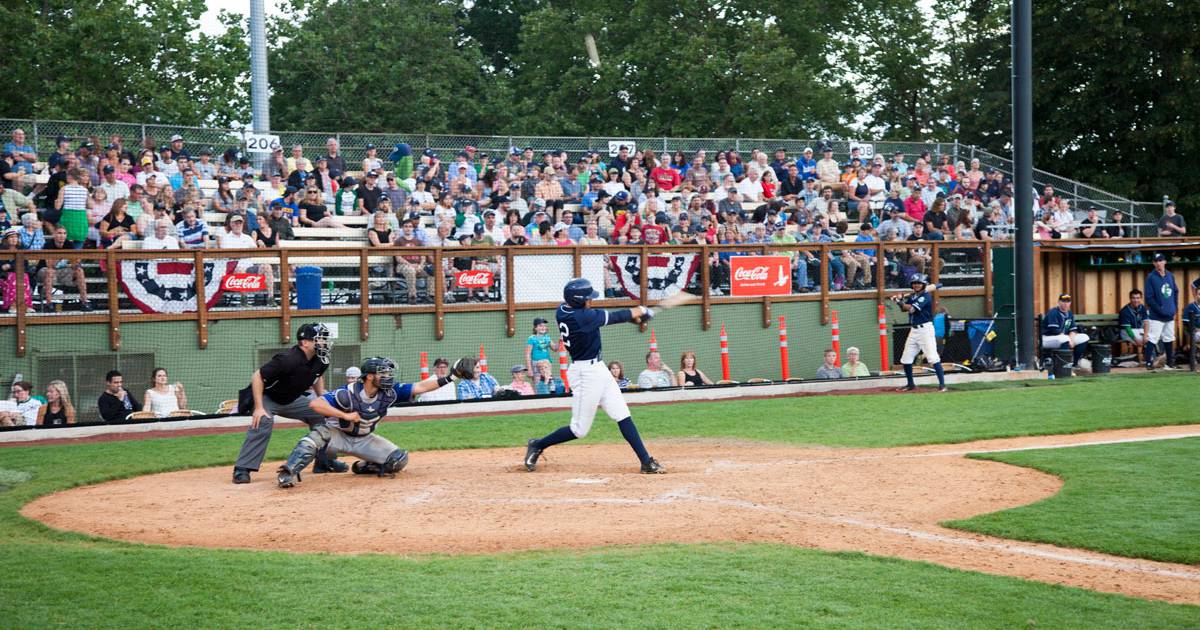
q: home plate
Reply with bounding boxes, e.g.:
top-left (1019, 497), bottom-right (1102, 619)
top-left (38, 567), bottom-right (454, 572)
top-left (565, 478), bottom-right (611, 485)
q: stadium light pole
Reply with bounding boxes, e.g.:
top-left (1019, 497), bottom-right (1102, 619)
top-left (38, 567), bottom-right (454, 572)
top-left (1012, 0), bottom-right (1035, 370)
top-left (249, 0), bottom-right (270, 169)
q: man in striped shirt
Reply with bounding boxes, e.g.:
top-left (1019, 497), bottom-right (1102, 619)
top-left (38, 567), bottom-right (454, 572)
top-left (175, 208), bottom-right (209, 248)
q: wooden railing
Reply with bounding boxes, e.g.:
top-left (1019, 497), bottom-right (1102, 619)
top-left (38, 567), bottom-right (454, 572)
top-left (3, 237), bottom-right (1195, 357)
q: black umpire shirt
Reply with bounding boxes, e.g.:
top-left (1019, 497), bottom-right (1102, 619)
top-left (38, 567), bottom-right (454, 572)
top-left (260, 346), bottom-right (328, 404)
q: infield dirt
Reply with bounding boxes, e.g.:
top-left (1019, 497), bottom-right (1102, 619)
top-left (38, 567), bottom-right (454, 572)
top-left (23, 424), bottom-right (1200, 605)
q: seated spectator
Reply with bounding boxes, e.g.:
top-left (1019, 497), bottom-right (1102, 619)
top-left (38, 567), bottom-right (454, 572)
top-left (506, 365), bottom-right (534, 396)
top-left (298, 187), bottom-right (345, 227)
top-left (816, 349), bottom-right (843, 379)
top-left (36, 226), bottom-right (91, 312)
top-left (842, 346), bottom-right (871, 377)
top-left (141, 218), bottom-right (181, 250)
top-left (0, 380), bottom-right (41, 427)
top-left (1157, 200), bottom-right (1186, 236)
top-left (176, 208), bottom-right (209, 248)
top-left (815, 147), bottom-right (841, 193)
top-left (456, 360), bottom-right (499, 399)
top-left (1034, 209), bottom-right (1055, 240)
top-left (637, 351), bottom-right (675, 388)
top-left (1041, 293), bottom-right (1089, 369)
top-left (217, 214), bottom-right (254, 248)
top-left (1119, 289), bottom-right (1150, 367)
top-left (608, 361), bottom-right (631, 388)
top-left (266, 200), bottom-right (295, 240)
top-left (4, 129), bottom-right (37, 173)
top-left (99, 198), bottom-right (138, 248)
top-left (98, 372), bottom-right (142, 423)
top-left (532, 361), bottom-right (565, 395)
top-left (142, 367), bottom-right (187, 418)
top-left (344, 366), bottom-right (362, 387)
top-left (676, 351), bottom-right (713, 386)
top-left (1078, 206), bottom-right (1103, 238)
top-left (0, 227), bottom-right (32, 313)
top-left (1105, 209), bottom-right (1129, 238)
top-left (1050, 199), bottom-right (1074, 238)
top-left (36, 380), bottom-right (76, 426)
top-left (418, 358), bottom-right (458, 402)
top-left (845, 222), bottom-right (876, 289)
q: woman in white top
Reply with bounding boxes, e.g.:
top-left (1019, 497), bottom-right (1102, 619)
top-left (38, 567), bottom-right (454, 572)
top-left (144, 367), bottom-right (187, 417)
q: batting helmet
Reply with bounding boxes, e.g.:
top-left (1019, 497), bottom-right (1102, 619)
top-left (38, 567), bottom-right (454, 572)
top-left (564, 278), bottom-right (599, 308)
top-left (361, 357), bottom-right (396, 388)
top-left (909, 273), bottom-right (929, 288)
top-left (297, 323), bottom-right (332, 365)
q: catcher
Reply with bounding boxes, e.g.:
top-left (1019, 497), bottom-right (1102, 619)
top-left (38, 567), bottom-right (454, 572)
top-left (276, 356), bottom-right (467, 487)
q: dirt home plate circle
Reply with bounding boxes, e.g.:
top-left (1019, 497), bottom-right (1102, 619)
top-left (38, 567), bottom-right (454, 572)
top-left (23, 427), bottom-right (1200, 605)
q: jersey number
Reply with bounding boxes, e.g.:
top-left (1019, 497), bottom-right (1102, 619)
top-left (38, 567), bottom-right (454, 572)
top-left (559, 322), bottom-right (571, 347)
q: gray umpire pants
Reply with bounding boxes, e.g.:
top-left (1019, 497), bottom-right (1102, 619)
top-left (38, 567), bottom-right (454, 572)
top-left (234, 393), bottom-right (328, 471)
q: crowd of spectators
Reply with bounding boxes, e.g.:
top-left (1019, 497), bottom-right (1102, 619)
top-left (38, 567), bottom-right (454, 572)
top-left (0, 128), bottom-right (1190, 311)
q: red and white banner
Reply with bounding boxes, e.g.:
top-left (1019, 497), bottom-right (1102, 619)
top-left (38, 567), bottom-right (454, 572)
top-left (608, 253), bottom-right (700, 301)
top-left (118, 259), bottom-right (238, 314)
top-left (222, 273), bottom-right (267, 292)
top-left (454, 269), bottom-right (494, 289)
top-left (729, 255), bottom-right (791, 297)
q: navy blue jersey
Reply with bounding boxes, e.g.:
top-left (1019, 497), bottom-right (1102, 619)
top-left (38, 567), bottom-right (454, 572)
top-left (904, 290), bottom-right (934, 326)
top-left (556, 303), bottom-right (635, 362)
top-left (1119, 303), bottom-right (1149, 330)
top-left (1042, 307), bottom-right (1076, 335)
top-left (1184, 301), bottom-right (1200, 329)
top-left (1145, 271), bottom-right (1178, 320)
top-left (321, 382), bottom-right (413, 436)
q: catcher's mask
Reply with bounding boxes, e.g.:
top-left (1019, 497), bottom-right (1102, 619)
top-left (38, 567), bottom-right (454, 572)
top-left (361, 356), bottom-right (396, 388)
top-left (297, 322), bottom-right (333, 365)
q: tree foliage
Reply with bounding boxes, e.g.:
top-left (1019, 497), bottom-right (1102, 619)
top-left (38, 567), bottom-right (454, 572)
top-left (0, 0), bottom-right (248, 127)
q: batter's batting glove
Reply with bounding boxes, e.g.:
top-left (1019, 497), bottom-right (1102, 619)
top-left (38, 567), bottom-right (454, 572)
top-left (451, 356), bottom-right (477, 381)
top-left (638, 307), bottom-right (655, 322)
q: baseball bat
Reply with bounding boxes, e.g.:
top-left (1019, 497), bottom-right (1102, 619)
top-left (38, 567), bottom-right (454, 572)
top-left (655, 290), bottom-right (699, 310)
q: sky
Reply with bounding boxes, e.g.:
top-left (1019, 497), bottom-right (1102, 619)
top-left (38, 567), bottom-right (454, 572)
top-left (199, 0), bottom-right (285, 36)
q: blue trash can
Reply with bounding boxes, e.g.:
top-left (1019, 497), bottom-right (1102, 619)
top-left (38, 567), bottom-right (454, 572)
top-left (295, 266), bottom-right (323, 310)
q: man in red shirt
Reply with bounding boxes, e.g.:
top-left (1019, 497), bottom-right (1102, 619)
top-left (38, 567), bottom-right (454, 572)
top-left (650, 161), bottom-right (681, 192)
top-left (903, 187), bottom-right (926, 223)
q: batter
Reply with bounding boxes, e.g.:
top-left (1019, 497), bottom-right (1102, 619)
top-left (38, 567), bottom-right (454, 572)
top-left (893, 273), bottom-right (947, 392)
top-left (523, 278), bottom-right (665, 474)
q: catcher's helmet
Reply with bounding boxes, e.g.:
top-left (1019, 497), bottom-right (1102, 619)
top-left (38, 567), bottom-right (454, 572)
top-left (564, 278), bottom-right (599, 308)
top-left (297, 322), bottom-right (333, 365)
top-left (361, 357), bottom-right (396, 388)
top-left (909, 273), bottom-right (929, 288)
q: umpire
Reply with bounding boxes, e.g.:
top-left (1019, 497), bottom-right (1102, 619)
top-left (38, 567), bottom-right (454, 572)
top-left (232, 323), bottom-right (347, 484)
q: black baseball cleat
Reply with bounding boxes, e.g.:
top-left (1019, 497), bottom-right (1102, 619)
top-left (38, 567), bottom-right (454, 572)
top-left (895, 385), bottom-right (916, 392)
top-left (313, 459), bottom-right (349, 474)
top-left (352, 460), bottom-right (382, 475)
top-left (523, 438), bottom-right (544, 472)
top-left (232, 468), bottom-right (251, 484)
top-left (640, 458), bottom-right (666, 474)
top-left (276, 465), bottom-right (299, 488)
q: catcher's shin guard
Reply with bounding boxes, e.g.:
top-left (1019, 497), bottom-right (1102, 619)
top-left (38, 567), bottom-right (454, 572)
top-left (277, 438), bottom-right (319, 487)
top-left (381, 449), bottom-right (409, 477)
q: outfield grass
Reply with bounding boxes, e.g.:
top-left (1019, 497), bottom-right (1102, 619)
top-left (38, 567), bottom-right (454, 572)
top-left (0, 374), bottom-right (1197, 626)
top-left (948, 437), bottom-right (1200, 565)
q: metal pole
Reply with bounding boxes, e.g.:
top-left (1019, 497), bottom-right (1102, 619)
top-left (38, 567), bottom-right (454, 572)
top-left (249, 0), bottom-right (270, 172)
top-left (1013, 0), bottom-right (1035, 370)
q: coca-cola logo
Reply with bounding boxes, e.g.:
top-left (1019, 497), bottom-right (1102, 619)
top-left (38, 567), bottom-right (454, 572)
top-left (222, 273), bottom-right (267, 292)
top-left (734, 266), bottom-right (770, 282)
top-left (455, 270), bottom-right (494, 289)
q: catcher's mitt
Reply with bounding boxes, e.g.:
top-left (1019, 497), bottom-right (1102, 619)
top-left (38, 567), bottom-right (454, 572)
top-left (451, 356), bottom-right (477, 380)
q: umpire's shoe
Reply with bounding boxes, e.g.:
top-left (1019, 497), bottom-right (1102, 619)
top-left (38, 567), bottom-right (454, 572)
top-left (523, 438), bottom-right (544, 472)
top-left (640, 458), bottom-right (666, 474)
top-left (276, 465), bottom-right (301, 488)
top-left (232, 468), bottom-right (251, 484)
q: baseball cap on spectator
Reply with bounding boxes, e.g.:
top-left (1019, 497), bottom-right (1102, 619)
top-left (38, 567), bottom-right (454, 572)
top-left (269, 199), bottom-right (284, 210)
top-left (159, 145), bottom-right (171, 153)
top-left (552, 222), bottom-right (569, 233)
top-left (492, 195), bottom-right (510, 204)
top-left (464, 145), bottom-right (477, 154)
top-left (1165, 200), bottom-right (1176, 208)
top-left (345, 366), bottom-right (362, 380)
top-left (103, 165), bottom-right (114, 173)
top-left (456, 233), bottom-right (473, 243)
top-left (229, 215), bottom-right (245, 224)
top-left (365, 143), bottom-right (376, 150)
top-left (1192, 277), bottom-right (1200, 290)
top-left (473, 222), bottom-right (484, 235)
top-left (613, 191), bottom-right (629, 202)
top-left (533, 198), bottom-right (547, 207)
top-left (457, 150), bottom-right (470, 159)
top-left (483, 209), bottom-right (497, 217)
top-left (509, 146), bottom-right (521, 155)
top-left (365, 171), bottom-right (378, 179)
top-left (199, 147), bottom-right (213, 155)
top-left (655, 211), bottom-right (670, 225)
top-left (511, 365), bottom-right (527, 374)
top-left (79, 141), bottom-right (94, 150)
top-left (284, 186), bottom-right (298, 196)
top-left (1153, 253), bottom-right (1167, 262)
top-left (170, 134), bottom-right (183, 142)
top-left (1057, 293), bottom-right (1071, 302)
top-left (239, 157), bottom-right (250, 165)
top-left (595, 191), bottom-right (610, 200)
top-left (241, 171), bottom-right (254, 180)
top-left (55, 135), bottom-right (69, 144)
top-left (342, 176), bottom-right (357, 187)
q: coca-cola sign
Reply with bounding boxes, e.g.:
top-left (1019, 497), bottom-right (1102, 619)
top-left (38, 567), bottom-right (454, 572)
top-left (729, 256), bottom-right (791, 297)
top-left (222, 273), bottom-right (267, 292)
top-left (455, 269), bottom-right (494, 289)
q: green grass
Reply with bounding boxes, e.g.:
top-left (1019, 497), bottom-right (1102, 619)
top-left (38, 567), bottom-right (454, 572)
top-left (948, 438), bottom-right (1200, 565)
top-left (0, 373), bottom-right (1197, 626)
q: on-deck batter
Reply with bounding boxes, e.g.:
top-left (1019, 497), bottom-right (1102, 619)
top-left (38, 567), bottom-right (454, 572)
top-left (523, 278), bottom-right (665, 474)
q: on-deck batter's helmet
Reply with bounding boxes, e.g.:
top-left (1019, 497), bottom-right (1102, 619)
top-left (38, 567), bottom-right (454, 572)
top-left (564, 278), bottom-right (599, 308)
top-left (297, 322), bottom-right (332, 365)
top-left (361, 357), bottom-right (396, 388)
top-left (909, 273), bottom-right (929, 288)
